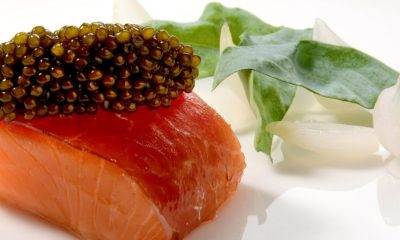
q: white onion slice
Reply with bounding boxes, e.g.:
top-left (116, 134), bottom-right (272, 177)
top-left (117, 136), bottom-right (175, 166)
top-left (219, 23), bottom-right (234, 55)
top-left (373, 78), bottom-right (400, 156)
top-left (198, 23), bottom-right (256, 133)
top-left (313, 18), bottom-right (349, 46)
top-left (266, 121), bottom-right (380, 156)
top-left (113, 0), bottom-right (151, 24)
top-left (283, 87), bottom-right (321, 121)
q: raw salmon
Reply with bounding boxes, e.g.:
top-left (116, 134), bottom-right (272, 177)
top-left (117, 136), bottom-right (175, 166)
top-left (0, 92), bottom-right (245, 239)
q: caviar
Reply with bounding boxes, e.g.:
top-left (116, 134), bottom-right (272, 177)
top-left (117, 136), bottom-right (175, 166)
top-left (0, 23), bottom-right (200, 121)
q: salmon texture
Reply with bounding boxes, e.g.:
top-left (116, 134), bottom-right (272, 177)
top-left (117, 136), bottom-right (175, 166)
top-left (0, 93), bottom-right (245, 240)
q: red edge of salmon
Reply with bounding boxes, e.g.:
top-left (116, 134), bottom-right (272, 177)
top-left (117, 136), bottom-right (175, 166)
top-left (0, 92), bottom-right (245, 239)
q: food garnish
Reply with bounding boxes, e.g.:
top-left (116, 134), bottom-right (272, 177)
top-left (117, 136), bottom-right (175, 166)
top-left (0, 23), bottom-right (200, 121)
top-left (148, 3), bottom-right (399, 159)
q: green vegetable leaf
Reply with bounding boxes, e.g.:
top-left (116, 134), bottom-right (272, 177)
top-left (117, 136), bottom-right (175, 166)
top-left (147, 2), bottom-right (279, 77)
top-left (144, 3), bottom-right (399, 159)
top-left (238, 28), bottom-right (310, 156)
top-left (214, 29), bottom-right (398, 108)
top-left (250, 71), bottom-right (296, 156)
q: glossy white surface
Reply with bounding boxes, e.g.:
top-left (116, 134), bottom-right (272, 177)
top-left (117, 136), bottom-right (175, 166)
top-left (0, 0), bottom-right (400, 239)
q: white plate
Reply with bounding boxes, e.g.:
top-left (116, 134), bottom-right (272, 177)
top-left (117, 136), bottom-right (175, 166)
top-left (1, 0), bottom-right (400, 239)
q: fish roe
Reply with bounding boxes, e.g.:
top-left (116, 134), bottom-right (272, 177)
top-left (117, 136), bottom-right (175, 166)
top-left (0, 23), bottom-right (200, 121)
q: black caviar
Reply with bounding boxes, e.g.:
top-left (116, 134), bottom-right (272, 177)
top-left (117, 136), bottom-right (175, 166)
top-left (0, 23), bottom-right (201, 121)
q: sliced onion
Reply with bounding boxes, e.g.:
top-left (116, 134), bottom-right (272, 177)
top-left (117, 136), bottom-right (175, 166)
top-left (313, 18), bottom-right (348, 46)
top-left (283, 87), bottom-right (320, 121)
top-left (113, 0), bottom-right (152, 24)
top-left (266, 121), bottom-right (380, 156)
top-left (373, 78), bottom-right (400, 156)
top-left (197, 23), bottom-right (256, 133)
top-left (219, 23), bottom-right (234, 55)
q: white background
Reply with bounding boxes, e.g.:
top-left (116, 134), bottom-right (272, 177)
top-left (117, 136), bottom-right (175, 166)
top-left (0, 0), bottom-right (400, 239)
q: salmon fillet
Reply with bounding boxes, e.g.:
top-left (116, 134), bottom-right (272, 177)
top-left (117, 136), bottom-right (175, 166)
top-left (0, 93), bottom-right (245, 239)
